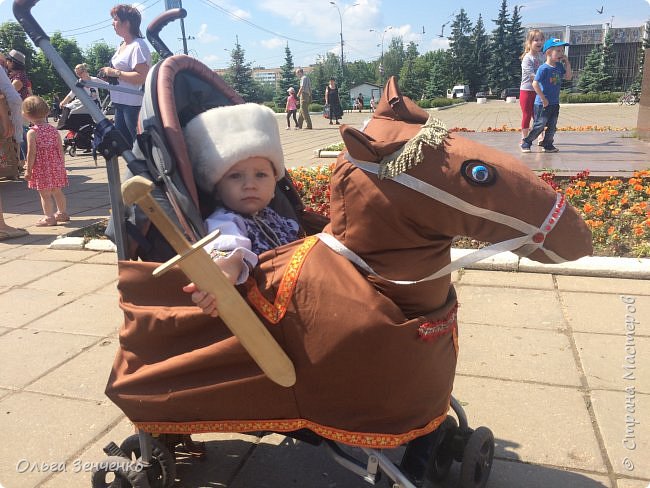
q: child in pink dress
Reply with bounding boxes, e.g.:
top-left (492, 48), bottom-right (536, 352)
top-left (285, 87), bottom-right (298, 129)
top-left (23, 95), bottom-right (69, 226)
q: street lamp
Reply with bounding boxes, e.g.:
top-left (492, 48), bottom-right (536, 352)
top-left (330, 2), bottom-right (358, 74)
top-left (370, 26), bottom-right (392, 84)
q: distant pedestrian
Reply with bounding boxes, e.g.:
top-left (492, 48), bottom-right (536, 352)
top-left (355, 93), bottom-right (364, 112)
top-left (22, 96), bottom-right (69, 226)
top-left (324, 78), bottom-right (342, 125)
top-left (369, 94), bottom-right (376, 112)
top-left (520, 38), bottom-right (572, 154)
top-left (285, 87), bottom-right (298, 129)
top-left (519, 29), bottom-right (545, 145)
top-left (295, 68), bottom-right (312, 129)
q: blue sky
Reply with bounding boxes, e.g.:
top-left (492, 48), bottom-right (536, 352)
top-left (0, 0), bottom-right (648, 69)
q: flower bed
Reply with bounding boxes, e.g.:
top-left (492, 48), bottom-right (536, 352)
top-left (288, 165), bottom-right (650, 258)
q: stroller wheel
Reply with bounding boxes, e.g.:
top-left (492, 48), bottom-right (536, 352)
top-left (119, 434), bottom-right (176, 488)
top-left (425, 415), bottom-right (458, 483)
top-left (458, 426), bottom-right (494, 488)
top-left (68, 146), bottom-right (77, 157)
top-left (90, 455), bottom-right (132, 487)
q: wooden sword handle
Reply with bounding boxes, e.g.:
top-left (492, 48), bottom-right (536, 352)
top-left (121, 176), bottom-right (296, 387)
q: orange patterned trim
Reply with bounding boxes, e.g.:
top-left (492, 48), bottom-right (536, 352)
top-left (246, 235), bottom-right (318, 324)
top-left (134, 406), bottom-right (450, 449)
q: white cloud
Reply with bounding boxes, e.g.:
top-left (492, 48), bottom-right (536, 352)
top-left (202, 54), bottom-right (221, 67)
top-left (196, 24), bottom-right (219, 44)
top-left (261, 38), bottom-right (285, 49)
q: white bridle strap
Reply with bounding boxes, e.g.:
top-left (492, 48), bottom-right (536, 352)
top-left (316, 155), bottom-right (568, 285)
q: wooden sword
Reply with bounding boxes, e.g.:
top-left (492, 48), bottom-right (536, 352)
top-left (121, 176), bottom-right (296, 387)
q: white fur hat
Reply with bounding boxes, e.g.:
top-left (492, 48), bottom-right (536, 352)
top-left (184, 103), bottom-right (285, 193)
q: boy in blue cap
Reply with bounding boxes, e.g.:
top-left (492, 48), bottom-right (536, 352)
top-left (520, 38), bottom-right (572, 153)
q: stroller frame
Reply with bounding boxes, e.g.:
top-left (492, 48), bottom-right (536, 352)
top-left (14, 2), bottom-right (494, 487)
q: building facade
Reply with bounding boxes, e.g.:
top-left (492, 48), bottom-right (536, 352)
top-left (528, 23), bottom-right (647, 89)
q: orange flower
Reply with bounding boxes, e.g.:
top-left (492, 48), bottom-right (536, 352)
top-left (607, 226), bottom-right (615, 235)
top-left (583, 203), bottom-right (594, 213)
top-left (634, 226), bottom-right (644, 236)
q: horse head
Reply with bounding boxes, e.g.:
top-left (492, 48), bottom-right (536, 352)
top-left (325, 77), bottom-right (592, 317)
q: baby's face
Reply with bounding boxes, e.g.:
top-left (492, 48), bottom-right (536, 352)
top-left (216, 157), bottom-right (276, 215)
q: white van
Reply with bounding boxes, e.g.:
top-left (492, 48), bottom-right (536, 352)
top-left (446, 85), bottom-right (470, 100)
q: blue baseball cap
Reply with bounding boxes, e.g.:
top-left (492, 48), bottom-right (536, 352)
top-left (543, 38), bottom-right (569, 53)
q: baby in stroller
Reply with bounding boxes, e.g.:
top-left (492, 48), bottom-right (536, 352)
top-left (180, 103), bottom-right (302, 314)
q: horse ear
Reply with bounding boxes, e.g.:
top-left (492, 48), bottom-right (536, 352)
top-left (340, 126), bottom-right (382, 162)
top-left (375, 76), bottom-right (429, 124)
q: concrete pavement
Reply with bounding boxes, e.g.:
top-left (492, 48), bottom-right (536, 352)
top-left (0, 101), bottom-right (648, 488)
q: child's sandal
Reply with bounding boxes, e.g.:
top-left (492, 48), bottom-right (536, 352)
top-left (36, 216), bottom-right (57, 227)
top-left (54, 212), bottom-right (70, 222)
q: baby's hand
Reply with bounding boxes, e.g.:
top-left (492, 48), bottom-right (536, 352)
top-left (182, 282), bottom-right (219, 317)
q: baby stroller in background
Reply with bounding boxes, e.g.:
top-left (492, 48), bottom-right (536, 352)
top-left (15, 3), bottom-right (493, 488)
top-left (56, 99), bottom-right (97, 162)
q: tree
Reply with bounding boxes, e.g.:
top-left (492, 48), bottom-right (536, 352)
top-left (274, 44), bottom-right (299, 110)
top-left (223, 37), bottom-right (256, 101)
top-left (382, 37), bottom-right (405, 81)
top-left (398, 41), bottom-right (420, 99)
top-left (469, 14), bottom-right (489, 95)
top-left (310, 60), bottom-right (328, 106)
top-left (448, 9), bottom-right (473, 85)
top-left (31, 32), bottom-right (85, 97)
top-left (487, 0), bottom-right (511, 93)
top-left (84, 41), bottom-right (117, 77)
top-left (506, 5), bottom-right (525, 88)
top-left (599, 28), bottom-right (616, 91)
top-left (578, 46), bottom-right (602, 92)
top-left (424, 50), bottom-right (452, 98)
top-left (0, 21), bottom-right (35, 69)
top-left (629, 19), bottom-right (650, 96)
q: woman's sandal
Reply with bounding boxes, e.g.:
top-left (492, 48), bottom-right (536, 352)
top-left (36, 216), bottom-right (57, 227)
top-left (54, 212), bottom-right (70, 222)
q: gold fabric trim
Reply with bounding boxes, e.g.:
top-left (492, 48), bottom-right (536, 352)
top-left (246, 236), bottom-right (318, 324)
top-left (378, 115), bottom-right (449, 179)
top-left (134, 407), bottom-right (450, 449)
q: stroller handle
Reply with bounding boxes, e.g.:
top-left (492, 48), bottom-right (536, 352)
top-left (12, 0), bottom-right (49, 45)
top-left (147, 8), bottom-right (187, 59)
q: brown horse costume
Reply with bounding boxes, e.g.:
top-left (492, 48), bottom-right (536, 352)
top-left (107, 77), bottom-right (592, 449)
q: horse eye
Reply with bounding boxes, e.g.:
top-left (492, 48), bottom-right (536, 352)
top-left (461, 160), bottom-right (496, 186)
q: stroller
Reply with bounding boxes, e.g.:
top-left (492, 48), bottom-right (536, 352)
top-left (57, 100), bottom-right (97, 160)
top-left (15, 4), bottom-right (494, 488)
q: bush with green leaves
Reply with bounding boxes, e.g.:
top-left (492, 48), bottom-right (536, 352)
top-left (559, 92), bottom-right (621, 103)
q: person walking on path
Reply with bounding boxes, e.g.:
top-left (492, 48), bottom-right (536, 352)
top-left (285, 87), bottom-right (299, 130)
top-left (520, 38), bottom-right (572, 154)
top-left (99, 4), bottom-right (151, 147)
top-left (295, 68), bottom-right (312, 130)
top-left (325, 77), bottom-right (343, 125)
top-left (519, 29), bottom-right (545, 145)
top-left (22, 96), bottom-right (69, 227)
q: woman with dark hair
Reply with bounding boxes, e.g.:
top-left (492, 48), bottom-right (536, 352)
top-left (99, 4), bottom-right (151, 147)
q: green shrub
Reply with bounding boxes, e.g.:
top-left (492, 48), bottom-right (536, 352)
top-left (559, 92), bottom-right (621, 103)
top-left (417, 99), bottom-right (432, 109)
top-left (262, 101), bottom-right (281, 112)
top-left (428, 98), bottom-right (463, 108)
top-left (309, 103), bottom-right (324, 112)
